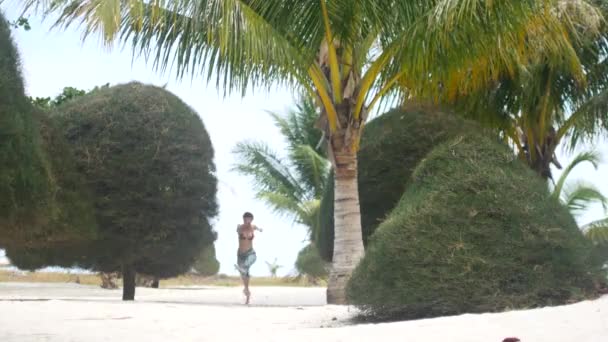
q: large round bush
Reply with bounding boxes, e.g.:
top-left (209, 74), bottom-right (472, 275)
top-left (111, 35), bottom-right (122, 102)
top-left (7, 82), bottom-right (219, 300)
top-left (347, 134), bottom-right (606, 321)
top-left (317, 104), bottom-right (477, 260)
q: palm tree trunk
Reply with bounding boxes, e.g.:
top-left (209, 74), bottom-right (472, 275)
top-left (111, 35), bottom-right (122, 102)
top-left (326, 143), bottom-right (365, 304)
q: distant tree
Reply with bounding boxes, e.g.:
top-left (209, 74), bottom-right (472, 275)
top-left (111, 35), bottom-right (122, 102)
top-left (29, 84), bottom-right (110, 109)
top-left (7, 82), bottom-right (218, 301)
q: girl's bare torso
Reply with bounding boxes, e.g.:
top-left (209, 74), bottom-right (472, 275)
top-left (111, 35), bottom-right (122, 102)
top-left (238, 224), bottom-right (255, 252)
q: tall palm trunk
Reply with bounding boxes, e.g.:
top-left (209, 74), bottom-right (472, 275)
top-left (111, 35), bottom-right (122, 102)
top-left (326, 128), bottom-right (365, 304)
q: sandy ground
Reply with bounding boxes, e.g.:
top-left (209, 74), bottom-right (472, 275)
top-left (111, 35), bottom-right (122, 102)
top-left (1, 282), bottom-right (607, 342)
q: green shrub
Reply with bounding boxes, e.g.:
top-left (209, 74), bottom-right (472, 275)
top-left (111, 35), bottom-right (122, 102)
top-left (8, 83), bottom-right (218, 284)
top-left (0, 10), bottom-right (51, 243)
top-left (318, 104), bottom-right (478, 260)
top-left (295, 243), bottom-right (328, 279)
top-left (347, 133), bottom-right (606, 321)
top-left (0, 11), bottom-right (96, 247)
top-left (192, 243), bottom-right (220, 276)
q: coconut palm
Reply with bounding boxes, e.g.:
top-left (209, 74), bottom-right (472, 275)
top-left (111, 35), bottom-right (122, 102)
top-left (22, 0), bottom-right (602, 303)
top-left (445, 1), bottom-right (608, 180)
top-left (232, 95), bottom-right (329, 241)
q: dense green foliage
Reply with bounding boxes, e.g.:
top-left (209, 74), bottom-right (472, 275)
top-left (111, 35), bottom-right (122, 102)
top-left (8, 83), bottom-right (219, 283)
top-left (0, 11), bottom-right (96, 247)
top-left (318, 105), bottom-right (478, 260)
top-left (192, 242), bottom-right (220, 276)
top-left (347, 133), bottom-right (606, 321)
top-left (295, 243), bottom-right (328, 280)
top-left (0, 10), bottom-right (51, 243)
top-left (29, 84), bottom-right (109, 109)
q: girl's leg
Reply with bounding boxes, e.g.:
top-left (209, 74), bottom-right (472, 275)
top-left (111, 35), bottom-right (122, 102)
top-left (242, 253), bottom-right (256, 304)
top-left (243, 275), bottom-right (251, 304)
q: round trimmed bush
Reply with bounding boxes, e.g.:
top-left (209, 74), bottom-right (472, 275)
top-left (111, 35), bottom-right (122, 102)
top-left (318, 104), bottom-right (478, 260)
top-left (8, 83), bottom-right (218, 293)
top-left (295, 243), bottom-right (328, 280)
top-left (192, 243), bottom-right (220, 277)
top-left (347, 133), bottom-right (606, 321)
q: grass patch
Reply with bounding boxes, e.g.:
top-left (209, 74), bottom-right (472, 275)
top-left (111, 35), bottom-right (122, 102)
top-left (0, 269), bottom-right (324, 288)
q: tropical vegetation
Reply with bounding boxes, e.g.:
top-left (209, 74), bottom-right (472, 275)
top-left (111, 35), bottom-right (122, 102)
top-left (444, 1), bottom-right (608, 180)
top-left (0, 11), bottom-right (97, 249)
top-left (6, 82), bottom-right (219, 301)
top-left (232, 95), bottom-right (329, 280)
top-left (20, 0), bottom-right (599, 303)
top-left (348, 133), bottom-right (606, 321)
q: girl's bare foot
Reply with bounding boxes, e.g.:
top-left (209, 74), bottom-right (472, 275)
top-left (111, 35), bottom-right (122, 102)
top-left (243, 288), bottom-right (251, 304)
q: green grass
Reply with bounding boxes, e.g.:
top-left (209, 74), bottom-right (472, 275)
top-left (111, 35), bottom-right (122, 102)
top-left (0, 269), bottom-right (325, 288)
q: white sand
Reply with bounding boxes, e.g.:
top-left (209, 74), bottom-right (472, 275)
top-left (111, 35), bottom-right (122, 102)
top-left (0, 282), bottom-right (606, 342)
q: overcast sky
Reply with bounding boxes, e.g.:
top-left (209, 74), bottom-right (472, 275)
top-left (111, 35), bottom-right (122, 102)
top-left (1, 5), bottom-right (607, 276)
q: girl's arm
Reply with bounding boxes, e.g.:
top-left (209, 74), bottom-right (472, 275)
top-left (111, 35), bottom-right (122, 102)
top-left (254, 225), bottom-right (263, 232)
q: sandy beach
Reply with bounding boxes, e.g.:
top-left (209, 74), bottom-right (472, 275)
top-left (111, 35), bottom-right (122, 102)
top-left (0, 282), bottom-right (606, 341)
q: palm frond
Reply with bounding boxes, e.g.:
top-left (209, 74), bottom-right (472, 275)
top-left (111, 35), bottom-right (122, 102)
top-left (563, 88), bottom-right (608, 149)
top-left (22, 0), bottom-right (323, 95)
top-left (553, 150), bottom-right (603, 199)
top-left (562, 181), bottom-right (607, 216)
top-left (291, 144), bottom-right (330, 199)
top-left (256, 191), bottom-right (302, 223)
top-left (581, 217), bottom-right (608, 244)
top-left (268, 95), bottom-right (323, 152)
top-left (231, 141), bottom-right (305, 202)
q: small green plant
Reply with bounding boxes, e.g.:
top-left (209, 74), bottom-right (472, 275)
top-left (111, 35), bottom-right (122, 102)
top-left (265, 258), bottom-right (282, 278)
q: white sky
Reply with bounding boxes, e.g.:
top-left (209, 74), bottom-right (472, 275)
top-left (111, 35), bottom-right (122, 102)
top-left (1, 5), bottom-right (607, 276)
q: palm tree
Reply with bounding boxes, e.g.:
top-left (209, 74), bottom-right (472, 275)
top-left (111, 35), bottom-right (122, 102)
top-left (551, 150), bottom-right (608, 247)
top-left (23, 0), bottom-right (601, 303)
top-left (445, 1), bottom-right (608, 180)
top-left (232, 95), bottom-right (330, 241)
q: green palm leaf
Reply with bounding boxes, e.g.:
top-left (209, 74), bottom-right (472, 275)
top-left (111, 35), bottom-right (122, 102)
top-left (232, 141), bottom-right (305, 201)
top-left (552, 150), bottom-right (603, 200)
top-left (21, 0), bottom-right (595, 112)
top-left (291, 144), bottom-right (329, 199)
top-left (562, 181), bottom-right (607, 216)
top-left (581, 218), bottom-right (608, 244)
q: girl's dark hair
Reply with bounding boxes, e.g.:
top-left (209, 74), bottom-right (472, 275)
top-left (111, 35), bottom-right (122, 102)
top-left (243, 212), bottom-right (254, 219)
